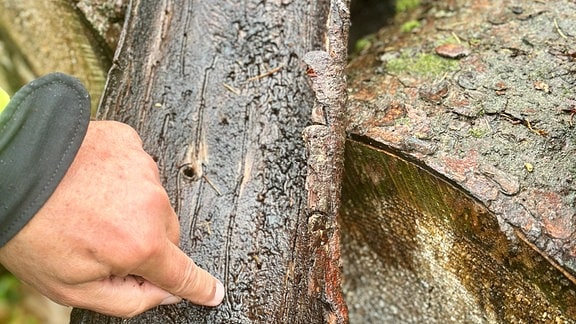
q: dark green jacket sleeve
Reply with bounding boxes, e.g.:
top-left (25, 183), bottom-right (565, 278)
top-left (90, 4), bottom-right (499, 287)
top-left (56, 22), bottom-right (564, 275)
top-left (0, 73), bottom-right (91, 247)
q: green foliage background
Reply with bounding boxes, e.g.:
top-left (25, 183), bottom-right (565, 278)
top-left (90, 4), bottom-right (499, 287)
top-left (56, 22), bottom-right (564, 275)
top-left (0, 267), bottom-right (39, 324)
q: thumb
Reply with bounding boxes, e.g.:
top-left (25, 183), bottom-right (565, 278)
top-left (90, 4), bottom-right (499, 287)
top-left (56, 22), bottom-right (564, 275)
top-left (135, 240), bottom-right (225, 307)
top-left (69, 275), bottom-right (182, 318)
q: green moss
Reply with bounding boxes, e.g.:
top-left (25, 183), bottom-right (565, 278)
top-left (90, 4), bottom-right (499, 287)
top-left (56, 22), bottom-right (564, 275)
top-left (396, 0), bottom-right (421, 12)
top-left (386, 53), bottom-right (459, 77)
top-left (435, 35), bottom-right (460, 46)
top-left (469, 38), bottom-right (482, 46)
top-left (354, 37), bottom-right (372, 53)
top-left (395, 117), bottom-right (411, 126)
top-left (468, 127), bottom-right (488, 138)
top-left (401, 20), bottom-right (421, 33)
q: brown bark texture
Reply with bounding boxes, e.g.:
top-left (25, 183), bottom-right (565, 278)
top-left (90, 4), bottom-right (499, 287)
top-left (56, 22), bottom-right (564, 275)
top-left (341, 0), bottom-right (576, 322)
top-left (70, 0), bottom-right (350, 323)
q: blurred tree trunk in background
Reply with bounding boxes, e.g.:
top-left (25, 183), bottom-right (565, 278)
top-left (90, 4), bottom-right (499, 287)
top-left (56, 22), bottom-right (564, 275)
top-left (0, 0), bottom-right (122, 112)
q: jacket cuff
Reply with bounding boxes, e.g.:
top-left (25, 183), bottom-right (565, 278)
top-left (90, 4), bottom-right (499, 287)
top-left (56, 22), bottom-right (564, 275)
top-left (0, 73), bottom-right (91, 246)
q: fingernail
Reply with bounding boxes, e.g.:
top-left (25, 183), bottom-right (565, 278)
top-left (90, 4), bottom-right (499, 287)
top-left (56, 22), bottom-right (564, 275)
top-left (210, 280), bottom-right (225, 306)
top-left (160, 295), bottom-right (182, 305)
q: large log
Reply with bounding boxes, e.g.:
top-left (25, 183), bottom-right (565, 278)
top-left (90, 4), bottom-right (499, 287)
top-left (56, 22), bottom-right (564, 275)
top-left (342, 137), bottom-right (576, 322)
top-left (71, 0), bottom-right (349, 322)
top-left (342, 0), bottom-right (576, 322)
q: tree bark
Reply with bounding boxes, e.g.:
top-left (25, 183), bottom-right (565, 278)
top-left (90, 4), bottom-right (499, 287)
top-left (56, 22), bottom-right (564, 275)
top-left (341, 0), bottom-right (576, 322)
top-left (70, 0), bottom-right (349, 323)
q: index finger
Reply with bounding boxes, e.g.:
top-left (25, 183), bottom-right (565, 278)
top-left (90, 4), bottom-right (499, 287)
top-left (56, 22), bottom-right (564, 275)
top-left (134, 239), bottom-right (224, 307)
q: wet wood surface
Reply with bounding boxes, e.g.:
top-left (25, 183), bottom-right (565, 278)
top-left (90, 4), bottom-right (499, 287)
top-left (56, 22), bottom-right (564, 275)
top-left (71, 0), bottom-right (350, 322)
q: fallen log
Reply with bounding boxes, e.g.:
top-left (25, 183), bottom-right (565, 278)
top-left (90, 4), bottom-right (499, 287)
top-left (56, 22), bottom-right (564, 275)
top-left (342, 0), bottom-right (576, 321)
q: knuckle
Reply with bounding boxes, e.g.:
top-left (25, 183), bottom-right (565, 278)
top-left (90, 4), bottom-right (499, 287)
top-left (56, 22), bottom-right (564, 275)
top-left (139, 186), bottom-right (171, 217)
top-left (110, 190), bottom-right (172, 271)
top-left (107, 231), bottom-right (160, 272)
top-left (108, 121), bottom-right (143, 146)
top-left (126, 237), bottom-right (163, 267)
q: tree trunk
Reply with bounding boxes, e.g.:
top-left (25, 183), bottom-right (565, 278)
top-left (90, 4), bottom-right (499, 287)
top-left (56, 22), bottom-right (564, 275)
top-left (70, 0), bottom-right (349, 323)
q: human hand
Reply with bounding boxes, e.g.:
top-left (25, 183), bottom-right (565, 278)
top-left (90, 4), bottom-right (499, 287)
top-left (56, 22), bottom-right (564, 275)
top-left (0, 121), bottom-right (224, 317)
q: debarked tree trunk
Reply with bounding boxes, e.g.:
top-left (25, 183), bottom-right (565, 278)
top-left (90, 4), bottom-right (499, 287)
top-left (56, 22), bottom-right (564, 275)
top-left (70, 0), bottom-right (350, 323)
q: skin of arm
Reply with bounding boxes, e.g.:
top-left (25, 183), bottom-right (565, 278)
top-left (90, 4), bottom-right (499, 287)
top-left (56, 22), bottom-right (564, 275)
top-left (0, 121), bottom-right (224, 317)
